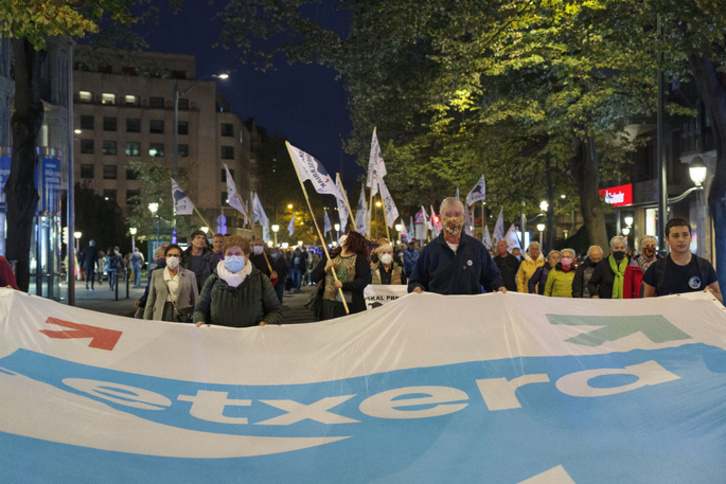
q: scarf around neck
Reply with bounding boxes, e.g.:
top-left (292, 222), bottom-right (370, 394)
top-left (216, 259), bottom-right (252, 288)
top-left (609, 254), bottom-right (628, 299)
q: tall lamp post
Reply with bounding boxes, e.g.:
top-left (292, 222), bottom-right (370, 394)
top-left (148, 202), bottom-right (159, 253)
top-left (334, 223), bottom-right (340, 243)
top-left (536, 223), bottom-right (545, 246)
top-left (539, 200), bottom-right (549, 250)
top-left (129, 227), bottom-right (137, 253)
top-left (173, 72), bottom-right (229, 174)
top-left (272, 224), bottom-right (280, 247)
top-left (73, 232), bottom-right (82, 281)
top-left (689, 157), bottom-right (708, 258)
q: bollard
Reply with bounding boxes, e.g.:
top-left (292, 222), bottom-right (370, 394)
top-left (126, 267), bottom-right (130, 299)
top-left (114, 270), bottom-right (119, 301)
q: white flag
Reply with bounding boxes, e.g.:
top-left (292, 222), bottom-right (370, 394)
top-left (409, 216), bottom-right (414, 241)
top-left (455, 187), bottom-right (460, 200)
top-left (465, 175), bottom-right (486, 206)
top-left (171, 178), bottom-right (194, 215)
top-left (378, 177), bottom-right (399, 228)
top-left (464, 205), bottom-right (474, 236)
top-left (287, 143), bottom-right (344, 200)
top-left (287, 214), bottom-right (295, 236)
top-left (223, 164), bottom-right (247, 218)
top-left (335, 178), bottom-right (350, 231)
top-left (367, 128), bottom-right (387, 198)
top-left (483, 226), bottom-right (493, 250)
top-left (493, 207), bottom-right (505, 246)
top-left (400, 218), bottom-right (408, 238)
top-left (504, 224), bottom-right (522, 251)
top-left (355, 184), bottom-right (368, 234)
top-left (251, 192), bottom-right (268, 227)
top-left (324, 209), bottom-right (332, 236)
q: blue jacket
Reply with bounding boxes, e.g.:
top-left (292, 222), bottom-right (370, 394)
top-left (408, 233), bottom-right (504, 295)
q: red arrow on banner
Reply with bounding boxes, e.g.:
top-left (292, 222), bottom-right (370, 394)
top-left (39, 317), bottom-right (122, 351)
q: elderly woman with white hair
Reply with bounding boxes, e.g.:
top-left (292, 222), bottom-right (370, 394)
top-left (372, 243), bottom-right (406, 285)
top-left (516, 242), bottom-right (545, 293)
top-left (544, 248), bottom-right (577, 297)
top-left (588, 235), bottom-right (629, 299)
top-left (623, 235), bottom-right (661, 298)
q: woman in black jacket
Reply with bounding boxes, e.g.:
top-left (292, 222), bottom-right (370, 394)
top-left (311, 231), bottom-right (371, 320)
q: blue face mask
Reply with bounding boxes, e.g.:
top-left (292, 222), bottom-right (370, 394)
top-left (224, 255), bottom-right (245, 273)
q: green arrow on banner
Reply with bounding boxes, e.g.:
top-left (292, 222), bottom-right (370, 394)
top-left (546, 314), bottom-right (692, 347)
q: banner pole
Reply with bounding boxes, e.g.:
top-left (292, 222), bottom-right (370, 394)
top-left (193, 207), bottom-right (216, 237)
top-left (336, 173), bottom-right (356, 233)
top-left (285, 142), bottom-right (350, 314)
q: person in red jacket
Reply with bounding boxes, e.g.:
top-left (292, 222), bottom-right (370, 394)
top-left (0, 255), bottom-right (19, 290)
top-left (623, 235), bottom-right (660, 298)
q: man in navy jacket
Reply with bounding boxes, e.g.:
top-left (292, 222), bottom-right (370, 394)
top-left (408, 198), bottom-right (505, 295)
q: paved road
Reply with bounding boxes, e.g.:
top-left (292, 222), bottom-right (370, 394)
top-left (50, 278), bottom-right (318, 325)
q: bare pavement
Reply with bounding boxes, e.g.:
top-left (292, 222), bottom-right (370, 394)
top-left (47, 278), bottom-right (318, 325)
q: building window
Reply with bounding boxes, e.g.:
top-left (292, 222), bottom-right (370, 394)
top-left (80, 115), bottom-right (94, 130)
top-left (149, 143), bottom-right (164, 157)
top-left (80, 139), bottom-right (94, 154)
top-left (126, 189), bottom-right (140, 205)
top-left (178, 144), bottom-right (189, 157)
top-left (103, 117), bottom-right (117, 131)
top-left (221, 123), bottom-right (234, 137)
top-left (171, 70), bottom-right (187, 79)
top-left (102, 140), bottom-right (117, 155)
top-left (98, 65), bottom-right (112, 74)
top-left (178, 98), bottom-right (189, 110)
top-left (125, 94), bottom-right (139, 105)
top-left (103, 189), bottom-right (117, 201)
top-left (126, 167), bottom-right (138, 180)
top-left (149, 96), bottom-right (165, 108)
top-left (80, 164), bottom-right (94, 179)
top-left (149, 119), bottom-right (164, 134)
top-left (222, 168), bottom-right (234, 182)
top-left (78, 91), bottom-right (92, 102)
top-left (121, 66), bottom-right (137, 76)
top-left (221, 146), bottom-right (234, 159)
top-left (126, 118), bottom-right (141, 133)
top-left (125, 142), bottom-right (140, 157)
top-left (101, 93), bottom-right (116, 105)
top-left (103, 165), bottom-right (117, 180)
top-left (177, 121), bottom-right (188, 135)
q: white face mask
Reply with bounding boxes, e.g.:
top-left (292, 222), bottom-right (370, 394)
top-left (380, 254), bottom-right (393, 265)
top-left (253, 246), bottom-right (264, 255)
top-left (166, 256), bottom-right (180, 269)
top-left (338, 235), bottom-right (348, 248)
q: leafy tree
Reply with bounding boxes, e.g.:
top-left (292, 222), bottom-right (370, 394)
top-left (62, 182), bottom-right (129, 254)
top-left (0, 0), bottom-right (133, 290)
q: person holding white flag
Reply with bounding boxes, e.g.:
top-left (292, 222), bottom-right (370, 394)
top-left (409, 197), bottom-right (505, 295)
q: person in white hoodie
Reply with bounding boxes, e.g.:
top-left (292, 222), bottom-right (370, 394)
top-left (516, 242), bottom-right (545, 293)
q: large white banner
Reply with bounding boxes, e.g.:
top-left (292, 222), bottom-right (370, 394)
top-left (2, 288), bottom-right (726, 483)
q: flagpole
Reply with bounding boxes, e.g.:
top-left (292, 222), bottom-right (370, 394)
top-left (285, 142), bottom-right (350, 314)
top-left (336, 173), bottom-right (356, 232)
top-left (193, 207), bottom-right (216, 236)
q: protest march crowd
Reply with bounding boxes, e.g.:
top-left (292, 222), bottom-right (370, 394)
top-left (86, 197), bottom-right (717, 329)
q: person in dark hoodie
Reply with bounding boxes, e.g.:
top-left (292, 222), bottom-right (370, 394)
top-left (571, 245), bottom-right (603, 298)
top-left (528, 250), bottom-right (560, 295)
top-left (588, 236), bottom-right (629, 299)
top-left (408, 197), bottom-right (505, 295)
top-left (181, 229), bottom-right (218, 293)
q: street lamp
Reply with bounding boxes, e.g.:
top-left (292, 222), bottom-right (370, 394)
top-left (148, 202), bottom-right (160, 252)
top-left (130, 227), bottom-right (137, 253)
top-left (536, 223), bottom-right (545, 246)
top-left (689, 157), bottom-right (708, 257)
top-left (539, 200), bottom-right (549, 213)
top-left (287, 203), bottom-right (293, 210)
top-left (73, 231), bottom-right (82, 255)
top-left (173, 72), bottom-right (229, 174)
top-left (271, 224), bottom-right (280, 246)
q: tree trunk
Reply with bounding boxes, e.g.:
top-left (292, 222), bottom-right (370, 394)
top-left (8, 39), bottom-right (44, 292)
top-left (689, 54), bottom-right (726, 286)
top-left (570, 137), bottom-right (609, 251)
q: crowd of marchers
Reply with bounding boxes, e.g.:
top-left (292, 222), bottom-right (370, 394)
top-left (64, 199), bottom-right (722, 328)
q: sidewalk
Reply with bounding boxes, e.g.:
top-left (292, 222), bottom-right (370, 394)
top-left (50, 278), bottom-right (319, 324)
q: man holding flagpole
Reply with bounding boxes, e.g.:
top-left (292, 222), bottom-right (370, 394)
top-left (409, 197), bottom-right (505, 295)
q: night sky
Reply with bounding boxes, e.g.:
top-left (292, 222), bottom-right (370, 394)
top-left (136, 1), bottom-right (363, 191)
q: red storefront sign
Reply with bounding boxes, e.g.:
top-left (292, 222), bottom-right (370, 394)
top-left (599, 183), bottom-right (633, 207)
